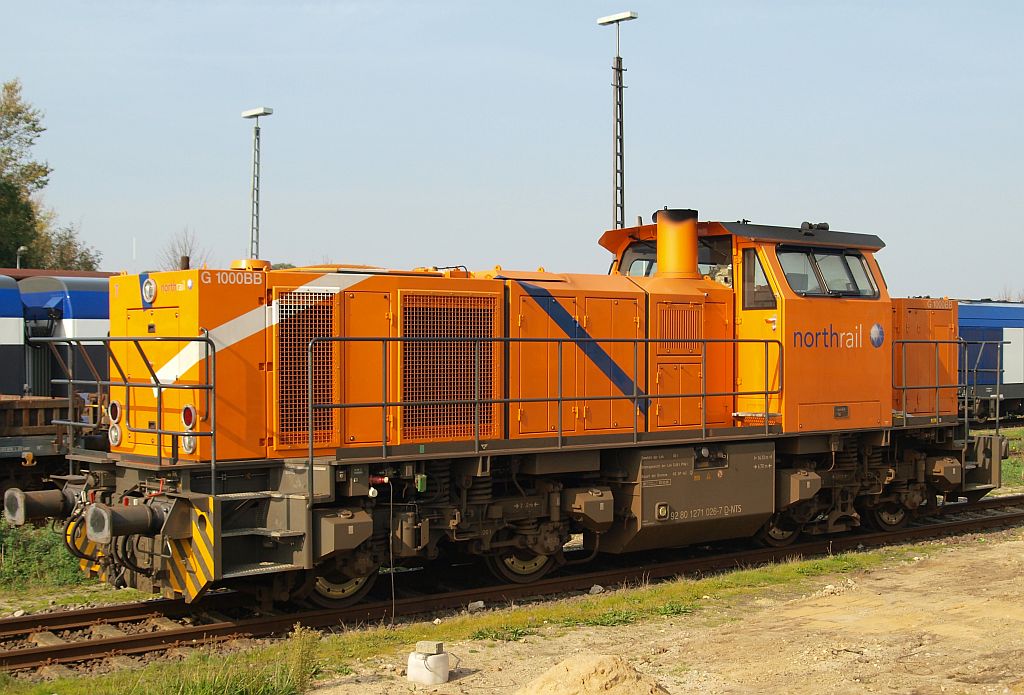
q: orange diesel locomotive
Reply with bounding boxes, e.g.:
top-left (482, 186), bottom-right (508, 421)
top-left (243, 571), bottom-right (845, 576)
top-left (5, 209), bottom-right (1007, 605)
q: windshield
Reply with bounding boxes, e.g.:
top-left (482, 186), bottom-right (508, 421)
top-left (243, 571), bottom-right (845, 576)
top-left (776, 247), bottom-right (878, 298)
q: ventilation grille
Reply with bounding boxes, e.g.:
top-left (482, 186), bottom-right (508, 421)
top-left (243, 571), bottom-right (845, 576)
top-left (276, 289), bottom-right (338, 447)
top-left (659, 304), bottom-right (703, 355)
top-left (401, 294), bottom-right (497, 441)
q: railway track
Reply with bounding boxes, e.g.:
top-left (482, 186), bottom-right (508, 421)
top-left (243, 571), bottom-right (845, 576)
top-left (4, 493), bottom-right (1024, 675)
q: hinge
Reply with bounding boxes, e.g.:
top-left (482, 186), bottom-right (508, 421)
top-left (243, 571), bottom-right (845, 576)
top-left (517, 409), bottom-right (523, 422)
top-left (655, 404), bottom-right (662, 415)
top-left (385, 311), bottom-right (394, 323)
top-left (266, 361), bottom-right (273, 372)
top-left (634, 315), bottom-right (640, 328)
top-left (581, 315), bottom-right (588, 328)
top-left (517, 314), bottom-right (523, 327)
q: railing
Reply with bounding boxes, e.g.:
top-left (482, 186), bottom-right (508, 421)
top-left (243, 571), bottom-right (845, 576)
top-left (306, 335), bottom-right (784, 457)
top-left (31, 335), bottom-right (220, 493)
top-left (891, 338), bottom-right (1006, 440)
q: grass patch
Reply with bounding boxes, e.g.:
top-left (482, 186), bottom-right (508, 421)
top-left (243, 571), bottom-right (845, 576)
top-left (471, 624), bottom-right (538, 641)
top-left (4, 626), bottom-right (321, 695)
top-left (656, 601), bottom-right (697, 616)
top-left (1000, 426), bottom-right (1024, 488)
top-left (0, 519), bottom-right (84, 588)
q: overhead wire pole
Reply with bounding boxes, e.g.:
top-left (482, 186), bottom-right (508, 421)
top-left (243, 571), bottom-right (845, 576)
top-left (598, 11), bottom-right (637, 230)
top-left (242, 106), bottom-right (273, 259)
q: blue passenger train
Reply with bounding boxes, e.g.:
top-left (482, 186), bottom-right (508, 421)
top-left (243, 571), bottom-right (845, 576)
top-left (0, 271), bottom-right (110, 491)
top-left (959, 300), bottom-right (1024, 421)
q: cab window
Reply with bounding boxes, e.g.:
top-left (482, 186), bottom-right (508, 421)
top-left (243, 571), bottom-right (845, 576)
top-left (776, 246), bottom-right (878, 298)
top-left (620, 235), bottom-right (733, 286)
top-left (742, 248), bottom-right (776, 310)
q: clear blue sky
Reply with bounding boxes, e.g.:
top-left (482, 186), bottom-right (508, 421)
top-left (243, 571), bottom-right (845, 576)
top-left (5, 1), bottom-right (1022, 298)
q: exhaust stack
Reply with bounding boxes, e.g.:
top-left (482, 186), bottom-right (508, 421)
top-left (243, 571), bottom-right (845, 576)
top-left (655, 208), bottom-right (700, 279)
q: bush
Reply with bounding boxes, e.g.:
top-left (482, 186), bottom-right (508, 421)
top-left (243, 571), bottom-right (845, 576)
top-left (0, 519), bottom-right (85, 588)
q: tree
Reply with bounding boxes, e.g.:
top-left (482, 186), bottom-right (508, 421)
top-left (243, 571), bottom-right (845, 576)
top-left (0, 79), bottom-right (51, 193)
top-left (158, 227), bottom-right (210, 270)
top-left (34, 221), bottom-right (101, 271)
top-left (0, 177), bottom-right (36, 266)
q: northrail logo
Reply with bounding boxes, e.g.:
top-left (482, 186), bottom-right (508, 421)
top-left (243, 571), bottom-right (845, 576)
top-left (793, 323), bottom-right (884, 349)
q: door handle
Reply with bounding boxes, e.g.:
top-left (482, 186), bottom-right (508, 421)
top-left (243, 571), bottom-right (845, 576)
top-left (764, 317), bottom-right (777, 331)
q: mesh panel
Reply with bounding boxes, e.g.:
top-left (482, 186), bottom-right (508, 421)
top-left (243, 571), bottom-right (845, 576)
top-left (659, 304), bottom-right (702, 355)
top-left (277, 289), bottom-right (338, 446)
top-left (401, 294), bottom-right (496, 441)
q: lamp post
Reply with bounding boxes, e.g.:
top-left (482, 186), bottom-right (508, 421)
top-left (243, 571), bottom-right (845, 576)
top-left (597, 11), bottom-right (637, 230)
top-left (242, 106), bottom-right (273, 259)
top-left (15, 246), bottom-right (27, 269)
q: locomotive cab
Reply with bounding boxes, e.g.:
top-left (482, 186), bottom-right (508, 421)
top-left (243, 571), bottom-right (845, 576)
top-left (603, 218), bottom-right (895, 433)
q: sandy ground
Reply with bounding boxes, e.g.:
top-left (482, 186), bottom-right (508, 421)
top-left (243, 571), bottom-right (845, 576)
top-left (313, 528), bottom-right (1024, 695)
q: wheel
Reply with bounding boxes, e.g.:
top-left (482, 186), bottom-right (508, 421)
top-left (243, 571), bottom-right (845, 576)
top-left (754, 514), bottom-right (801, 548)
top-left (484, 548), bottom-right (556, 584)
top-left (867, 503), bottom-right (910, 532)
top-left (307, 568), bottom-right (379, 608)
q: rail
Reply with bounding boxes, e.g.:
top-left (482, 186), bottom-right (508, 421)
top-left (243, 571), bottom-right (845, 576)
top-left (30, 335), bottom-right (220, 493)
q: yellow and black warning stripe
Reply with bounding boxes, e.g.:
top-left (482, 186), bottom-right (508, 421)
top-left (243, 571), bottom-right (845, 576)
top-left (66, 518), bottom-right (106, 582)
top-left (165, 496), bottom-right (218, 602)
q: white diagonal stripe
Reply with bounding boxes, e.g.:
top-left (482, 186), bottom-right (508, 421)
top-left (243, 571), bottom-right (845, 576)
top-left (152, 273), bottom-right (369, 387)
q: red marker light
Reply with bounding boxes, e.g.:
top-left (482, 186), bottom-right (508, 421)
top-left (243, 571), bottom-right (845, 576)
top-left (181, 405), bottom-right (197, 430)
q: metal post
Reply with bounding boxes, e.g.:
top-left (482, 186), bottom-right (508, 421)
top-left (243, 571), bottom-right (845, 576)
top-left (598, 12), bottom-right (636, 230)
top-left (557, 341), bottom-right (563, 448)
top-left (381, 340), bottom-right (388, 459)
top-left (249, 121), bottom-right (261, 259)
top-left (612, 30), bottom-right (626, 230)
top-left (473, 339), bottom-right (480, 453)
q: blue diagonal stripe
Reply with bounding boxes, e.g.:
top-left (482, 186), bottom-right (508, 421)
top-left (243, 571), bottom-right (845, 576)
top-left (517, 281), bottom-right (648, 416)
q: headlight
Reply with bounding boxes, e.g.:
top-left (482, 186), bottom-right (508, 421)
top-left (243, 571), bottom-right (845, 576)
top-left (181, 434), bottom-right (196, 454)
top-left (108, 423), bottom-right (122, 446)
top-left (142, 278), bottom-right (157, 303)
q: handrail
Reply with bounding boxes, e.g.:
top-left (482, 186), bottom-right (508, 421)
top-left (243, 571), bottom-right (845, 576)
top-left (29, 335), bottom-right (219, 494)
top-left (305, 335), bottom-right (784, 455)
top-left (891, 338), bottom-right (1006, 442)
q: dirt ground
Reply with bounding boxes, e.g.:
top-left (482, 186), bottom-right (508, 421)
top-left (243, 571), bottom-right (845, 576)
top-left (313, 528), bottom-right (1024, 694)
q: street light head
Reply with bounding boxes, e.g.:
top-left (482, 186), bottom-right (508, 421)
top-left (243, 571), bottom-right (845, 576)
top-left (597, 11), bottom-right (637, 25)
top-left (242, 107), bottom-right (273, 119)
top-left (16, 246), bottom-right (28, 254)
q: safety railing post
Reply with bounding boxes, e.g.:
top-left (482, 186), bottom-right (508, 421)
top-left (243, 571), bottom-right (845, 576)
top-left (556, 340), bottom-right (563, 449)
top-left (473, 338), bottom-right (480, 453)
top-left (381, 339), bottom-right (388, 459)
top-left (632, 339), bottom-right (638, 444)
top-left (700, 341), bottom-right (706, 439)
top-left (763, 341), bottom-right (769, 436)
